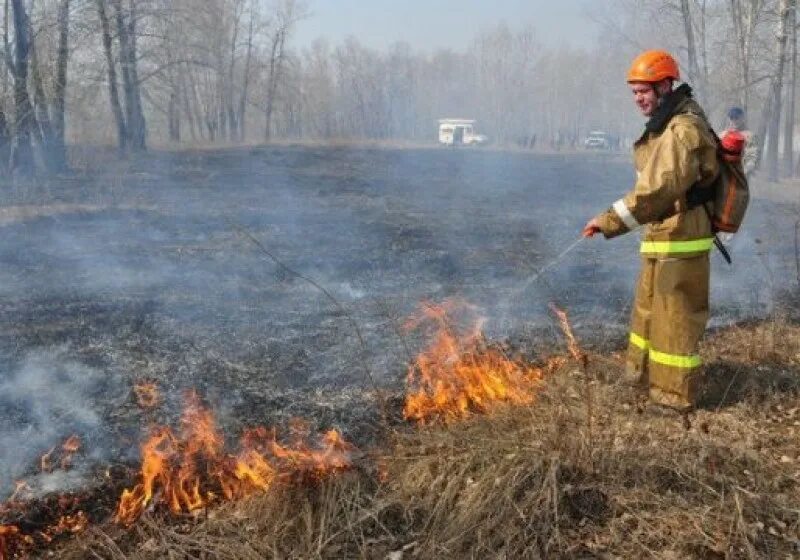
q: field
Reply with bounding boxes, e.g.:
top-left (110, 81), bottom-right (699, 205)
top-left (0, 145), bottom-right (798, 558)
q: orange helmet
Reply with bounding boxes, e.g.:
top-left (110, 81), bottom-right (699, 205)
top-left (627, 50), bottom-right (680, 83)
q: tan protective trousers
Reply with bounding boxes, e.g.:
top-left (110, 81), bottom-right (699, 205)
top-left (626, 254), bottom-right (709, 409)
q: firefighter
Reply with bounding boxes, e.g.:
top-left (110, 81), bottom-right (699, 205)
top-left (583, 50), bottom-right (720, 412)
top-left (721, 106), bottom-right (757, 177)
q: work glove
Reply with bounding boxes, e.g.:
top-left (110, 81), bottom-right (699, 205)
top-left (582, 218), bottom-right (601, 238)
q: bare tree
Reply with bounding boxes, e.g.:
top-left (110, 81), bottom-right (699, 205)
top-left (112, 0), bottom-right (146, 151)
top-left (237, 0), bottom-right (257, 142)
top-left (50, 0), bottom-right (70, 171)
top-left (783, 0), bottom-right (797, 176)
top-left (0, 0), bottom-right (10, 167)
top-left (764, 0), bottom-right (792, 181)
top-left (0, 0), bottom-right (791, 171)
top-left (97, 0), bottom-right (126, 151)
top-left (10, 0), bottom-right (35, 173)
top-left (729, 0), bottom-right (768, 111)
top-left (29, 24), bottom-right (53, 159)
top-left (679, 0), bottom-right (704, 97)
top-left (264, 0), bottom-right (306, 141)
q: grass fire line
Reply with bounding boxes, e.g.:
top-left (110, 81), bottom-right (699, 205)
top-left (114, 390), bottom-right (358, 526)
top-left (402, 300), bottom-right (572, 424)
top-left (0, 300), bottom-right (587, 557)
top-left (0, 387), bottom-right (359, 557)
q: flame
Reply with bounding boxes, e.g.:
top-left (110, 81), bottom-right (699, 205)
top-left (549, 304), bottom-right (585, 364)
top-left (133, 380), bottom-right (160, 409)
top-left (114, 391), bottom-right (355, 526)
top-left (403, 300), bottom-right (557, 424)
top-left (35, 512), bottom-right (87, 544)
top-left (1, 442), bottom-right (88, 557)
top-left (60, 436), bottom-right (81, 470)
top-left (0, 525), bottom-right (20, 560)
top-left (40, 435), bottom-right (81, 473)
top-left (52, 511), bottom-right (88, 535)
top-left (40, 446), bottom-right (56, 473)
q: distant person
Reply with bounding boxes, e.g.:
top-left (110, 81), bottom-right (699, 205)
top-left (721, 106), bottom-right (757, 177)
top-left (582, 50), bottom-right (720, 413)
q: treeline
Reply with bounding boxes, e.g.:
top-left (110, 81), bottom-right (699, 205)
top-left (0, 0), bottom-right (309, 174)
top-left (1, 0), bottom-right (799, 178)
top-left (274, 30), bottom-right (627, 149)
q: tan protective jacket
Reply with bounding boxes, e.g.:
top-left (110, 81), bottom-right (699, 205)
top-left (596, 92), bottom-right (719, 259)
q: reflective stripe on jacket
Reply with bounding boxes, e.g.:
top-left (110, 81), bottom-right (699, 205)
top-left (596, 94), bottom-right (719, 259)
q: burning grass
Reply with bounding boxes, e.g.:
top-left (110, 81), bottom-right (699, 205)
top-left (9, 316), bottom-right (800, 558)
top-left (39, 435), bottom-right (82, 473)
top-left (132, 381), bottom-right (160, 410)
top-left (402, 300), bottom-right (564, 423)
top-left (66, 319), bottom-right (800, 558)
top-left (114, 391), bottom-right (357, 526)
top-left (0, 390), bottom-right (357, 558)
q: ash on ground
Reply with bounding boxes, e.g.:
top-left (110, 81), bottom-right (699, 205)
top-left (0, 146), bottom-right (795, 490)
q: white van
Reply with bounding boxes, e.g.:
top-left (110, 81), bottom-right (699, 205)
top-left (438, 119), bottom-right (488, 146)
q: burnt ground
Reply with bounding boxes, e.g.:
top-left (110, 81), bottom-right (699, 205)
top-left (0, 145), bottom-right (796, 499)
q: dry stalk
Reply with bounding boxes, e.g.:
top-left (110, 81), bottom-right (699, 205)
top-left (226, 218), bottom-right (390, 427)
top-left (548, 303), bottom-right (594, 468)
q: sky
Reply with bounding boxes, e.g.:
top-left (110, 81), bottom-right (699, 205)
top-left (293, 0), bottom-right (600, 52)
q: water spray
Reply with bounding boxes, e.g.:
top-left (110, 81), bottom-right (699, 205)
top-left (510, 236), bottom-right (586, 297)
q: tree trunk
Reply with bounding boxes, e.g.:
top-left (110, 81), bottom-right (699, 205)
top-left (698, 0), bottom-right (710, 97)
top-left (125, 0), bottom-right (145, 150)
top-left (51, 0), bottom-right (70, 171)
top-left (783, 0), bottom-right (797, 177)
top-left (10, 0), bottom-right (34, 174)
top-left (168, 90), bottom-right (180, 142)
top-left (264, 30), bottom-right (284, 142)
top-left (226, 0), bottom-right (242, 142)
top-left (112, 0), bottom-right (145, 152)
top-left (96, 0), bottom-right (126, 151)
top-left (729, 0), bottom-right (765, 112)
top-left (237, 1), bottom-right (255, 142)
top-left (679, 0), bottom-right (704, 100)
top-left (263, 0), bottom-right (305, 141)
top-left (29, 35), bottom-right (53, 165)
top-left (179, 75), bottom-right (197, 142)
top-left (0, 0), bottom-right (10, 169)
top-left (218, 87), bottom-right (227, 140)
top-left (111, 0), bottom-right (133, 135)
top-left (765, 0), bottom-right (791, 181)
top-left (184, 62), bottom-right (204, 141)
top-left (2, 0), bottom-right (9, 101)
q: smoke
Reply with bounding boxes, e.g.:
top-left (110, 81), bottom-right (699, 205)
top-left (0, 348), bottom-right (116, 499)
top-left (0, 146), bottom-right (795, 502)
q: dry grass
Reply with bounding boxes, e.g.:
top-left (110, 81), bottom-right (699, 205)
top-left (57, 319), bottom-right (800, 559)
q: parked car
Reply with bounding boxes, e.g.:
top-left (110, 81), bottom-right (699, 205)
top-left (584, 130), bottom-right (611, 150)
top-left (438, 119), bottom-right (488, 146)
